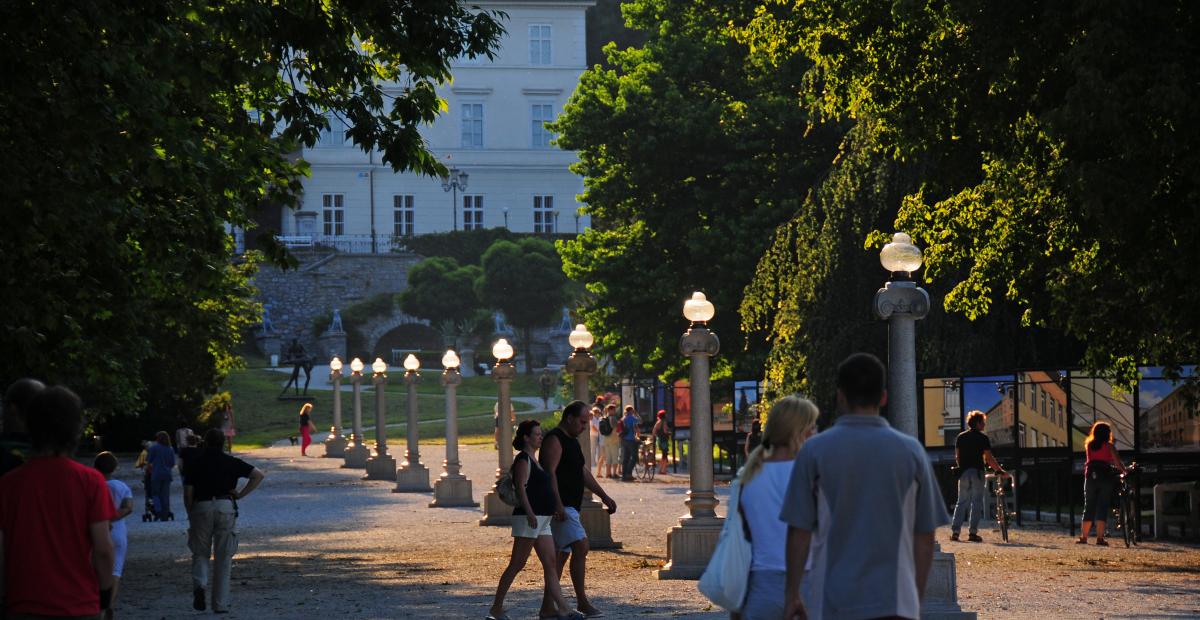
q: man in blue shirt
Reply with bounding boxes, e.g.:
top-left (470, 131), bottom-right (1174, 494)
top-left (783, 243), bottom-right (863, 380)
top-left (618, 405), bottom-right (641, 481)
top-left (781, 353), bottom-right (950, 619)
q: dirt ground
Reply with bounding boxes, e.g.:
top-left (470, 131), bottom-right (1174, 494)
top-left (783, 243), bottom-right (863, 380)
top-left (114, 443), bottom-right (1200, 619)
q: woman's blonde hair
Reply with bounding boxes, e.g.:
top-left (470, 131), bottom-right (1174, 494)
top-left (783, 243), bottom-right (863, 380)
top-left (739, 395), bottom-right (818, 486)
top-left (299, 402), bottom-right (313, 415)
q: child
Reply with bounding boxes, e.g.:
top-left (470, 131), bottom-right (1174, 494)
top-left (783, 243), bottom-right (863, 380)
top-left (94, 451), bottom-right (134, 620)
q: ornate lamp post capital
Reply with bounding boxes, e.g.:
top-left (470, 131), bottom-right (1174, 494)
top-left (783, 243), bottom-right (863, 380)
top-left (441, 366), bottom-right (463, 387)
top-left (873, 281), bottom-right (931, 321)
top-left (679, 326), bottom-right (720, 357)
top-left (565, 349), bottom-right (598, 376)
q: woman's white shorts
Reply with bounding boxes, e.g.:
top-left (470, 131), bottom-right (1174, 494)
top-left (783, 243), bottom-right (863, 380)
top-left (511, 514), bottom-right (554, 539)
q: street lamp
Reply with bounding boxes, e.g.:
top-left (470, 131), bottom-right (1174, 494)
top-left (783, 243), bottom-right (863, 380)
top-left (658, 292), bottom-right (722, 579)
top-left (503, 207), bottom-right (509, 229)
top-left (480, 338), bottom-right (517, 526)
top-left (430, 349), bottom-right (477, 507)
top-left (565, 324), bottom-right (619, 549)
top-left (873, 233), bottom-right (971, 618)
top-left (873, 232), bottom-right (930, 436)
top-left (364, 357), bottom-right (396, 480)
top-left (441, 166), bottom-right (469, 232)
top-left (342, 357), bottom-right (370, 468)
top-left (395, 354), bottom-right (432, 492)
top-left (324, 356), bottom-right (347, 457)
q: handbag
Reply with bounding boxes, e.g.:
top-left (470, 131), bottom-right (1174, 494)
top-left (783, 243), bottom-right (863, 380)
top-left (698, 480), bottom-right (752, 611)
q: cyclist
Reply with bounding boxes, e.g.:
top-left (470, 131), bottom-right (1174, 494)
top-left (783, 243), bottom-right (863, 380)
top-left (1078, 421), bottom-right (1127, 546)
top-left (950, 410), bottom-right (1009, 542)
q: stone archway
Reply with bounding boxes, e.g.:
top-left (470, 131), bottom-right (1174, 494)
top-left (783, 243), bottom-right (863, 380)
top-left (359, 311), bottom-right (437, 361)
top-left (373, 322), bottom-right (443, 362)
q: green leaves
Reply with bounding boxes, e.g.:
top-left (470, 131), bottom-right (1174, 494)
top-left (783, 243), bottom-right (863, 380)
top-left (0, 0), bottom-right (503, 434)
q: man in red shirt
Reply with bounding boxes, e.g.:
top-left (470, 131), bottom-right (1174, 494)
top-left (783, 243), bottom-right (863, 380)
top-left (0, 385), bottom-right (117, 618)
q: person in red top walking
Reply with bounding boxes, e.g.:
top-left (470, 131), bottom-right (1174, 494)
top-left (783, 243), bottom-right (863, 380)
top-left (0, 385), bottom-right (117, 618)
top-left (1078, 421), bottom-right (1127, 546)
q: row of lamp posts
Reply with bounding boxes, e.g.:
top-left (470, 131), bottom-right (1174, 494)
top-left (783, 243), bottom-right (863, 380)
top-left (313, 233), bottom-right (968, 612)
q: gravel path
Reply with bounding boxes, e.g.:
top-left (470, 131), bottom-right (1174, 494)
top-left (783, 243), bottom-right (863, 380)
top-left (113, 444), bottom-right (1200, 619)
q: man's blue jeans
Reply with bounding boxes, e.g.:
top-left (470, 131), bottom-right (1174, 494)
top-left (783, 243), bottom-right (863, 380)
top-left (951, 469), bottom-right (986, 535)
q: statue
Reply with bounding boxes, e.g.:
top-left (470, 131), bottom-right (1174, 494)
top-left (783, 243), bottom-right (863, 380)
top-left (538, 368), bottom-right (555, 409)
top-left (280, 338), bottom-right (315, 397)
top-left (329, 309), bottom-right (344, 334)
top-left (260, 304), bottom-right (275, 335)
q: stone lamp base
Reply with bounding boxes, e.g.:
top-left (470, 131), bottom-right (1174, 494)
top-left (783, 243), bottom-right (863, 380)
top-left (342, 443), bottom-right (369, 469)
top-left (323, 434), bottom-right (347, 458)
top-left (479, 487), bottom-right (515, 526)
top-left (363, 454), bottom-right (396, 481)
top-left (393, 462), bottom-right (432, 492)
top-left (429, 475), bottom-right (477, 508)
top-left (655, 516), bottom-right (722, 580)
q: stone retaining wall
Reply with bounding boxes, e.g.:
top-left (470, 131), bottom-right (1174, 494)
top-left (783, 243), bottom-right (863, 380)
top-left (253, 252), bottom-right (422, 351)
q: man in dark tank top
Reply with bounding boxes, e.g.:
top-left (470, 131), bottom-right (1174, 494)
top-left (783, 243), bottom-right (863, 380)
top-left (538, 401), bottom-right (617, 618)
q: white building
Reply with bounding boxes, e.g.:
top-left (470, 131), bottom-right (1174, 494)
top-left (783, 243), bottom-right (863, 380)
top-left (282, 0), bottom-right (594, 252)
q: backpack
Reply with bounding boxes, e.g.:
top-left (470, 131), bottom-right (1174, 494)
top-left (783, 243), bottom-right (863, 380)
top-left (599, 417), bottom-right (613, 436)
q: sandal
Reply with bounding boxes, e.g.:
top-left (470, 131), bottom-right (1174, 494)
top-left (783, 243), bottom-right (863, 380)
top-left (1095, 538), bottom-right (1109, 546)
top-left (1075, 537), bottom-right (1087, 544)
top-left (560, 613), bottom-right (586, 620)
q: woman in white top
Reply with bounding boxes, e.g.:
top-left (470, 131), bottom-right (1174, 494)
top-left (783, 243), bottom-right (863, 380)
top-left (736, 395), bottom-right (818, 620)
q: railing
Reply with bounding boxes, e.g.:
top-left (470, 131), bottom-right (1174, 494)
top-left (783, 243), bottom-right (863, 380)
top-left (278, 234), bottom-right (410, 254)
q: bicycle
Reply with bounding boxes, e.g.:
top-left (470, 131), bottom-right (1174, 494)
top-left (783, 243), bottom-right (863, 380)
top-left (1113, 462), bottom-right (1140, 548)
top-left (985, 472), bottom-right (1015, 543)
top-left (636, 437), bottom-right (657, 482)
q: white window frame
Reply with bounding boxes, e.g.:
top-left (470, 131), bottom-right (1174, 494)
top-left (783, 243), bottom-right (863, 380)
top-left (393, 195), bottom-right (414, 237)
top-left (533, 195), bottom-right (555, 233)
top-left (463, 195), bottom-right (484, 230)
top-left (461, 103), bottom-right (484, 148)
top-left (529, 24), bottom-right (552, 65)
top-left (322, 193), bottom-right (345, 236)
top-left (531, 103), bottom-right (555, 148)
top-left (317, 112), bottom-right (349, 147)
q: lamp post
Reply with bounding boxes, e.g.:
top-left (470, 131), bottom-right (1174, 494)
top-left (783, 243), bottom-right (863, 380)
top-left (565, 325), bottom-right (619, 549)
top-left (873, 233), bottom-right (974, 619)
top-left (324, 356), bottom-right (347, 457)
top-left (430, 349), bottom-right (477, 507)
top-left (503, 207), bottom-right (509, 229)
top-left (343, 358), bottom-right (370, 468)
top-left (364, 357), bottom-right (397, 480)
top-left (441, 166), bottom-right (469, 232)
top-left (658, 292), bottom-right (722, 579)
top-left (480, 338), bottom-right (517, 526)
top-left (395, 354), bottom-right (432, 492)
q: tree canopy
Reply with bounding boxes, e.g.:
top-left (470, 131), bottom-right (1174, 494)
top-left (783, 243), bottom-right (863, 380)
top-left (477, 238), bottom-right (569, 370)
top-left (399, 256), bottom-right (486, 346)
top-left (0, 0), bottom-right (503, 432)
top-left (742, 0), bottom-right (1200, 387)
top-left (555, 0), bottom-right (841, 379)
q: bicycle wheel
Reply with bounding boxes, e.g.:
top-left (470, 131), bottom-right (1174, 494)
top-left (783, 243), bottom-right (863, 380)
top-left (997, 495), bottom-right (1009, 543)
top-left (1121, 493), bottom-right (1134, 548)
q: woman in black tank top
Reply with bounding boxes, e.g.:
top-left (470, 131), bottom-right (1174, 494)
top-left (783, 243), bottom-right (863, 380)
top-left (487, 421), bottom-right (582, 620)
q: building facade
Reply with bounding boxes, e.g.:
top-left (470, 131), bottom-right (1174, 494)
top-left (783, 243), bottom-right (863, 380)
top-left (283, 0), bottom-right (594, 251)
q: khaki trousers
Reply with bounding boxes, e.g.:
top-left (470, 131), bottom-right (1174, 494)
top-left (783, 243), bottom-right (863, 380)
top-left (188, 499), bottom-right (239, 612)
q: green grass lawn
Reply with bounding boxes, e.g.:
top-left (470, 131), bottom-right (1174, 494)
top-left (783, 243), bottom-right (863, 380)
top-left (221, 368), bottom-right (551, 450)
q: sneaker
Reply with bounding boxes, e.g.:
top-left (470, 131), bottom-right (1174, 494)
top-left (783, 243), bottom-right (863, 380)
top-left (1096, 538), bottom-right (1109, 546)
top-left (193, 587), bottom-right (206, 611)
top-left (968, 534), bottom-right (983, 543)
top-left (950, 532), bottom-right (960, 542)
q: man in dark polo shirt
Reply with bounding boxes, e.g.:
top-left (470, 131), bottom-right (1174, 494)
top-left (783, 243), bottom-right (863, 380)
top-left (183, 428), bottom-right (264, 613)
top-left (951, 410), bottom-right (1008, 542)
top-left (539, 400), bottom-right (617, 619)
